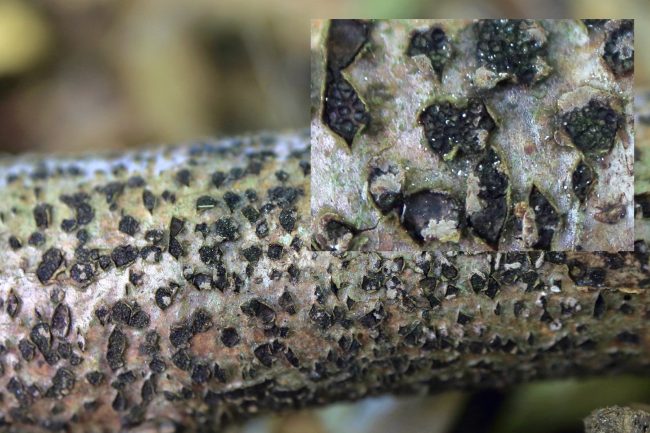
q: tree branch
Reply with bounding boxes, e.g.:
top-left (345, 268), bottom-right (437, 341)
top-left (0, 122), bottom-right (647, 432)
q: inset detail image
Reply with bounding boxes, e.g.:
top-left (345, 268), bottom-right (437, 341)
top-left (311, 19), bottom-right (634, 252)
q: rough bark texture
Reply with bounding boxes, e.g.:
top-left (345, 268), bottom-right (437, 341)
top-left (311, 19), bottom-right (634, 252)
top-left (0, 122), bottom-right (650, 432)
top-left (0, 99), bottom-right (647, 432)
top-left (584, 406), bottom-right (650, 433)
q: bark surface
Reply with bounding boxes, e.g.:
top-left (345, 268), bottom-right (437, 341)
top-left (311, 19), bottom-right (634, 252)
top-left (0, 100), bottom-right (647, 433)
top-left (584, 406), bottom-right (650, 433)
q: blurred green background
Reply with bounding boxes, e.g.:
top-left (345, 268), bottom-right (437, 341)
top-left (1, 1), bottom-right (649, 432)
top-left (0, 0), bottom-right (646, 154)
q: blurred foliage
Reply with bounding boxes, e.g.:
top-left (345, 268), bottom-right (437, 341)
top-left (0, 0), bottom-right (646, 155)
top-left (0, 1), bottom-right (648, 432)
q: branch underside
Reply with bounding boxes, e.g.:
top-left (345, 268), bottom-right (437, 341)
top-left (0, 105), bottom-right (647, 432)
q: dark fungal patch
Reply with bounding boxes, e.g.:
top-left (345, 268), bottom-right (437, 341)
top-left (168, 238), bottom-right (185, 260)
top-left (224, 191), bottom-right (242, 211)
top-left (170, 217), bottom-right (185, 237)
top-left (140, 246), bottom-right (162, 263)
top-left (400, 190), bottom-right (461, 244)
top-left (57, 341), bottom-right (73, 359)
top-left (8, 236), bottom-right (21, 250)
top-left (107, 328), bottom-right (128, 371)
top-left (359, 303), bottom-right (386, 328)
top-left (214, 217), bottom-right (240, 242)
top-left (256, 220), bottom-right (269, 238)
top-left (161, 189), bottom-right (176, 204)
top-left (241, 299), bottom-right (276, 324)
top-left (635, 192), bottom-right (650, 218)
top-left (190, 309), bottom-right (213, 334)
top-left (199, 245), bottom-right (222, 266)
top-left (31, 322), bottom-right (56, 363)
top-left (419, 99), bottom-right (495, 159)
top-left (326, 19), bottom-right (369, 72)
top-left (603, 20), bottom-right (633, 76)
top-left (616, 330), bottom-right (640, 344)
top-left (76, 228), bottom-right (90, 244)
top-left (221, 327), bottom-right (240, 348)
top-left (61, 218), bottom-right (77, 232)
top-left (367, 162), bottom-right (403, 214)
top-left (112, 391), bottom-right (128, 412)
top-left (139, 330), bottom-right (160, 355)
top-left (470, 273), bottom-right (486, 293)
top-left (322, 20), bottom-right (370, 146)
top-left (141, 377), bottom-right (156, 402)
top-left (242, 245), bottom-right (263, 264)
top-left (441, 264), bottom-right (458, 280)
top-left (267, 244), bottom-right (284, 260)
top-left (191, 363), bottom-right (212, 384)
top-left (562, 100), bottom-right (621, 156)
top-left (169, 323), bottom-right (193, 348)
top-left (475, 19), bottom-right (547, 84)
top-left (213, 363), bottom-right (227, 383)
top-left (149, 356), bottom-right (167, 373)
top-left (142, 190), bottom-right (156, 214)
top-left (445, 284), bottom-right (459, 297)
top-left (111, 245), bottom-right (139, 268)
top-left (457, 311), bottom-right (473, 325)
top-left (275, 170), bottom-right (289, 182)
top-left (70, 262), bottom-right (94, 284)
top-left (97, 182), bottom-right (125, 204)
top-left (86, 371), bottom-right (105, 386)
top-left (7, 376), bottom-right (31, 406)
top-left (33, 203), bottom-right (53, 229)
top-left (468, 147), bottom-right (508, 247)
top-left (279, 290), bottom-right (297, 315)
top-left (36, 247), bottom-right (64, 284)
top-left (130, 309), bottom-right (150, 329)
top-left (529, 186), bottom-right (559, 250)
top-left (60, 192), bottom-right (94, 225)
top-left (196, 195), bottom-right (218, 211)
top-left (268, 186), bottom-right (302, 208)
top-left (28, 231), bottom-right (46, 246)
top-left (309, 305), bottom-right (333, 330)
top-left (253, 343), bottom-right (274, 367)
top-left (194, 223), bottom-right (210, 238)
top-left (407, 26), bottom-right (452, 78)
top-left (211, 171), bottom-right (226, 188)
top-left (322, 76), bottom-right (369, 146)
top-left (279, 208), bottom-right (297, 233)
top-left (49, 367), bottom-right (75, 397)
top-left (313, 217), bottom-right (357, 251)
top-left (176, 169), bottom-right (192, 187)
top-left (127, 175), bottom-right (145, 188)
top-left (241, 205), bottom-right (260, 224)
top-left (6, 290), bottom-right (21, 318)
top-left (51, 303), bottom-right (71, 338)
top-left (361, 273), bottom-right (383, 292)
top-left (572, 160), bottom-right (595, 203)
top-left (118, 215), bottom-right (140, 236)
top-left (19, 339), bottom-right (36, 361)
top-left (172, 348), bottom-right (192, 371)
top-left (245, 188), bottom-right (258, 201)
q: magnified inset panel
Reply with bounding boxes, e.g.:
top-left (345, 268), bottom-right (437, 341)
top-left (311, 19), bottom-right (634, 252)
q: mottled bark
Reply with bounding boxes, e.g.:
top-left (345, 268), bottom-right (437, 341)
top-left (584, 406), bottom-right (650, 433)
top-left (0, 100), bottom-right (647, 433)
top-left (311, 19), bottom-right (634, 252)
